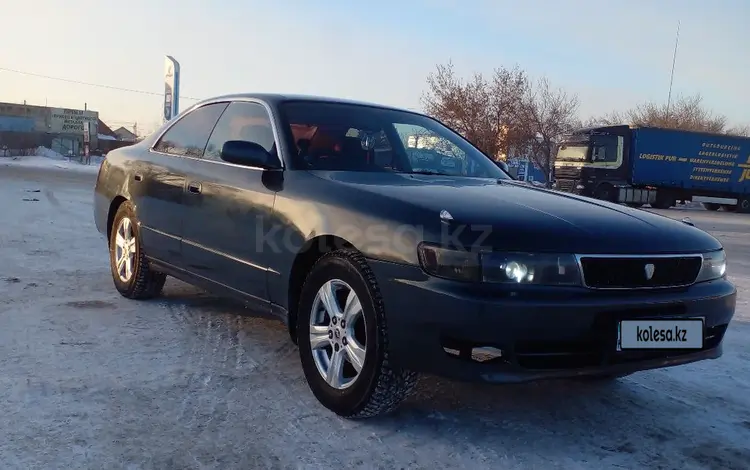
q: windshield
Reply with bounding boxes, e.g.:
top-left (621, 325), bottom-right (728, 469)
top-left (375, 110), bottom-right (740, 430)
top-left (280, 101), bottom-right (510, 179)
top-left (556, 143), bottom-right (588, 162)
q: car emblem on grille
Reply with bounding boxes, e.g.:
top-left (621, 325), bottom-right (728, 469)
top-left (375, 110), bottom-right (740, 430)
top-left (439, 209), bottom-right (453, 222)
top-left (644, 263), bottom-right (655, 280)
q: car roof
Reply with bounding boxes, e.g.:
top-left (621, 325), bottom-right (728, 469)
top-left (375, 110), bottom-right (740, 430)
top-left (195, 93), bottom-right (421, 115)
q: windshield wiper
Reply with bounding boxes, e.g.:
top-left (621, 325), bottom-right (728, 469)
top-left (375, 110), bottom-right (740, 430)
top-left (409, 169), bottom-right (452, 176)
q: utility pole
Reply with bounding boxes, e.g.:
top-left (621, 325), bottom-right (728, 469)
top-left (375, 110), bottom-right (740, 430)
top-left (666, 20), bottom-right (680, 117)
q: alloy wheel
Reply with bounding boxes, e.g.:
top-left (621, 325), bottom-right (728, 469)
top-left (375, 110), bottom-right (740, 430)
top-left (114, 217), bottom-right (137, 283)
top-left (309, 279), bottom-right (367, 390)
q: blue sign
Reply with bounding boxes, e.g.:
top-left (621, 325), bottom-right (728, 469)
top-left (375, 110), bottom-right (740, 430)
top-left (163, 56), bottom-right (181, 123)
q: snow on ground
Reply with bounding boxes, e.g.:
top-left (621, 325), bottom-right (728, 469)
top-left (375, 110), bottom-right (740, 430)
top-left (0, 165), bottom-right (749, 470)
top-left (0, 148), bottom-right (103, 174)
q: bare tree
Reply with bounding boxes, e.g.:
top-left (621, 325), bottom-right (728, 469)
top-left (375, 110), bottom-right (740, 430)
top-left (629, 94), bottom-right (726, 132)
top-left (517, 77), bottom-right (580, 186)
top-left (421, 61), bottom-right (528, 160)
top-left (726, 124), bottom-right (750, 137)
top-left (581, 111), bottom-right (625, 128)
top-left (586, 93), bottom-right (748, 136)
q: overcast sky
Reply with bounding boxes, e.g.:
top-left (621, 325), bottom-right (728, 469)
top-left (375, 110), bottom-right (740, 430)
top-left (1, 0), bottom-right (747, 134)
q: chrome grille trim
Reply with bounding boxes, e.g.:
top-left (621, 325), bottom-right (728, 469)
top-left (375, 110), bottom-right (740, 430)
top-left (574, 253), bottom-right (705, 290)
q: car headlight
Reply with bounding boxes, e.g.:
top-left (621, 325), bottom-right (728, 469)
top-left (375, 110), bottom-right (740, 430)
top-left (417, 244), bottom-right (582, 286)
top-left (695, 249), bottom-right (727, 282)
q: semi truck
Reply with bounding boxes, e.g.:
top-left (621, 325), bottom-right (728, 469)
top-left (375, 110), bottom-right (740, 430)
top-left (552, 125), bottom-right (750, 212)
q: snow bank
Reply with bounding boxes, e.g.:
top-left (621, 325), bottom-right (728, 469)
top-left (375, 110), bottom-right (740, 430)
top-left (34, 146), bottom-right (66, 160)
top-left (0, 154), bottom-right (102, 174)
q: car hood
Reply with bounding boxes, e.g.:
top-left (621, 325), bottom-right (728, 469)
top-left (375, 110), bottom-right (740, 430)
top-left (314, 171), bottom-right (722, 254)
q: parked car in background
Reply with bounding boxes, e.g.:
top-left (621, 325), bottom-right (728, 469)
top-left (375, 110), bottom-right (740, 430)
top-left (94, 93), bottom-right (736, 418)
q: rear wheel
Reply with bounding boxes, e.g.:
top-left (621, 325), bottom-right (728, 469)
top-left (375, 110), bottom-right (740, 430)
top-left (297, 249), bottom-right (417, 418)
top-left (651, 193), bottom-right (675, 209)
top-left (702, 203), bottom-right (721, 211)
top-left (109, 201), bottom-right (166, 299)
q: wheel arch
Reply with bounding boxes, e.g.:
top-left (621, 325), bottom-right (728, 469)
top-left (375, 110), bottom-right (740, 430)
top-left (106, 195), bottom-right (129, 244)
top-left (593, 182), bottom-right (616, 201)
top-left (286, 234), bottom-right (357, 344)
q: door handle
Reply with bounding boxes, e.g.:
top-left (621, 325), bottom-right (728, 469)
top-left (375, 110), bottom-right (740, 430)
top-left (133, 174), bottom-right (143, 182)
top-left (187, 182), bottom-right (202, 194)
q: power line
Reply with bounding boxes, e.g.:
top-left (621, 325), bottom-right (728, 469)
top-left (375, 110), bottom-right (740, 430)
top-left (0, 66), bottom-right (203, 101)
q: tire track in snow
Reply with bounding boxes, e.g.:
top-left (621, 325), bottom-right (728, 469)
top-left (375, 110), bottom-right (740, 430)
top-left (158, 293), bottom-right (366, 468)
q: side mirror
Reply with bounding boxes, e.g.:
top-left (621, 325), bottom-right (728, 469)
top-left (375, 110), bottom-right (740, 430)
top-left (221, 140), bottom-right (278, 169)
top-left (495, 160), bottom-right (511, 175)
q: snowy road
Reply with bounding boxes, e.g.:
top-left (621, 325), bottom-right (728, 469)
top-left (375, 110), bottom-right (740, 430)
top-left (1, 164), bottom-right (749, 470)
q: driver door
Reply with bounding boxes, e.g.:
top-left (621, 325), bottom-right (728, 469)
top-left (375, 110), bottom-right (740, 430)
top-left (181, 100), bottom-right (283, 306)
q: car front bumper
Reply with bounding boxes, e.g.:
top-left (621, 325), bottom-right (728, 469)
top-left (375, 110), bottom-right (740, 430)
top-left (368, 259), bottom-right (736, 383)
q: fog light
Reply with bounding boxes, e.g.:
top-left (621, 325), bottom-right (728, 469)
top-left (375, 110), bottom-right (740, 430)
top-left (471, 347), bottom-right (503, 362)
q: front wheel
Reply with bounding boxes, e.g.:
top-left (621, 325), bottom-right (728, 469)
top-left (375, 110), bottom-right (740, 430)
top-left (594, 184), bottom-right (616, 202)
top-left (297, 249), bottom-right (418, 418)
top-left (109, 201), bottom-right (166, 299)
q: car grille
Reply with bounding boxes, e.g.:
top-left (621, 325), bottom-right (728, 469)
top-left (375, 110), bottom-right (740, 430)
top-left (555, 179), bottom-right (577, 192)
top-left (554, 166), bottom-right (580, 179)
top-left (553, 166), bottom-right (580, 193)
top-left (578, 255), bottom-right (703, 289)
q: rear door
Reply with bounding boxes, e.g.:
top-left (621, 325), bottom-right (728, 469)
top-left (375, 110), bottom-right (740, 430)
top-left (138, 102), bottom-right (229, 268)
top-left (181, 100), bottom-right (283, 305)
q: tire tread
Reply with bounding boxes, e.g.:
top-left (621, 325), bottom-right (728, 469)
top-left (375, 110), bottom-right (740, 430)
top-left (111, 202), bottom-right (166, 300)
top-left (302, 248), bottom-right (418, 419)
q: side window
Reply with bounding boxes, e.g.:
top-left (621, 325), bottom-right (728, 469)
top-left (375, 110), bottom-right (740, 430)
top-left (204, 102), bottom-right (277, 162)
top-left (591, 135), bottom-right (622, 164)
top-left (153, 103), bottom-right (228, 157)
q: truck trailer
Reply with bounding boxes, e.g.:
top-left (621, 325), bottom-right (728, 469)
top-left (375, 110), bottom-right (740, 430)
top-left (552, 125), bottom-right (750, 212)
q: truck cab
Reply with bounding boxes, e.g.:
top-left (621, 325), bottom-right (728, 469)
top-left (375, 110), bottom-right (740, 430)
top-left (553, 125), bottom-right (632, 202)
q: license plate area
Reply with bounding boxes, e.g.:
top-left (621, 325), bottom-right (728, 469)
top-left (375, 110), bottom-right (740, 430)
top-left (617, 318), bottom-right (704, 351)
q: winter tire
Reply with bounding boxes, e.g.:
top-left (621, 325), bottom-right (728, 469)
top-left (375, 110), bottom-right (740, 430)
top-left (109, 201), bottom-right (166, 299)
top-left (297, 249), bottom-right (418, 418)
